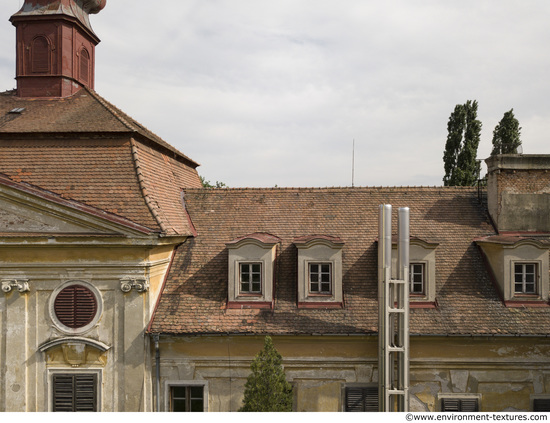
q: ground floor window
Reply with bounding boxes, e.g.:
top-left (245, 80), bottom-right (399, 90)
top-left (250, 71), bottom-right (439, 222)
top-left (441, 397), bottom-right (479, 412)
top-left (169, 385), bottom-right (205, 412)
top-left (345, 386), bottom-right (378, 412)
top-left (533, 398), bottom-right (550, 411)
top-left (52, 373), bottom-right (97, 412)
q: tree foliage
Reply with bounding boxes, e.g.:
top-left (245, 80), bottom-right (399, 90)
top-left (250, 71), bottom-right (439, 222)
top-left (491, 109), bottom-right (522, 155)
top-left (239, 336), bottom-right (293, 412)
top-left (443, 100), bottom-right (482, 186)
top-left (200, 175), bottom-right (227, 188)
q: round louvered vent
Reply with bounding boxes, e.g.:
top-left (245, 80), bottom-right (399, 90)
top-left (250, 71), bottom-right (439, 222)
top-left (54, 285), bottom-right (98, 329)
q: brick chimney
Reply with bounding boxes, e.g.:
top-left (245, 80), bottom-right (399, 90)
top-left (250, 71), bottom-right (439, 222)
top-left (486, 154), bottom-right (550, 232)
top-left (9, 0), bottom-right (106, 98)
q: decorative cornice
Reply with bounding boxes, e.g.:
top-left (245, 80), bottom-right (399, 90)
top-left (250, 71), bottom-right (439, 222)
top-left (1, 279), bottom-right (30, 294)
top-left (120, 277), bottom-right (149, 293)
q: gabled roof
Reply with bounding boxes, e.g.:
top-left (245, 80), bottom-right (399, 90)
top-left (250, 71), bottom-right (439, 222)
top-left (150, 187), bottom-right (550, 337)
top-left (0, 88), bottom-right (202, 236)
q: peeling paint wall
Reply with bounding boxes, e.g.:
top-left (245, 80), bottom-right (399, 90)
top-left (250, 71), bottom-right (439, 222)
top-left (157, 335), bottom-right (550, 412)
top-left (0, 243), bottom-right (175, 412)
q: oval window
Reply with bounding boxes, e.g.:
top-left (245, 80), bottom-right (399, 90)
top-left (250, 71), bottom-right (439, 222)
top-left (54, 284), bottom-right (98, 329)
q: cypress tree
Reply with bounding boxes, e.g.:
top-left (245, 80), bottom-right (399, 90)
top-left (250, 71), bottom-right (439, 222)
top-left (239, 336), bottom-right (293, 412)
top-left (491, 109), bottom-right (522, 155)
top-left (443, 100), bottom-right (482, 186)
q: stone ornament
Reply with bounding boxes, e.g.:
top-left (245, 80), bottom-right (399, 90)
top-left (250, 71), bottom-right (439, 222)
top-left (120, 278), bottom-right (149, 293)
top-left (1, 279), bottom-right (30, 294)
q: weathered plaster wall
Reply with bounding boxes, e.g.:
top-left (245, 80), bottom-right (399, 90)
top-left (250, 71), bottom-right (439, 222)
top-left (156, 335), bottom-right (550, 412)
top-left (0, 244), bottom-right (174, 411)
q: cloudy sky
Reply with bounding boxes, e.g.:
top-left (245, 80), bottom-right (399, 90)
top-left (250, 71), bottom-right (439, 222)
top-left (1, 1), bottom-right (549, 188)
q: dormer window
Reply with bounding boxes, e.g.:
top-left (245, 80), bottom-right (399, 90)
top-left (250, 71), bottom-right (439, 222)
top-left (295, 235), bottom-right (344, 308)
top-left (226, 233), bottom-right (280, 309)
top-left (514, 263), bottom-right (537, 294)
top-left (391, 237), bottom-right (438, 307)
top-left (476, 236), bottom-right (549, 307)
top-left (240, 262), bottom-right (262, 295)
top-left (309, 263), bottom-right (332, 295)
top-left (409, 262), bottom-right (425, 295)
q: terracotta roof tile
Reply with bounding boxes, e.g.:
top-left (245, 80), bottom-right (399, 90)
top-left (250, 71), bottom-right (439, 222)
top-left (0, 88), bottom-right (202, 235)
top-left (150, 187), bottom-right (550, 336)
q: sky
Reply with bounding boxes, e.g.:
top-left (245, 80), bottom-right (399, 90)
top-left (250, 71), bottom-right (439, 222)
top-left (1, 1), bottom-right (550, 188)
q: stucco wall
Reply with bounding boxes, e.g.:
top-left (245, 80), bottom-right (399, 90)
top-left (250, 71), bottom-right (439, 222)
top-left (0, 244), bottom-right (174, 412)
top-left (155, 335), bottom-right (550, 412)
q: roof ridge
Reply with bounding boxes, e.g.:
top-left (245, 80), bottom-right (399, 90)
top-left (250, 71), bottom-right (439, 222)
top-left (84, 87), bottom-right (199, 167)
top-left (183, 186), bottom-right (479, 192)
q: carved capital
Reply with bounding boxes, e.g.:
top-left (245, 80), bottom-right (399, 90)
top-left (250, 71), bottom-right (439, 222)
top-left (1, 279), bottom-right (30, 294)
top-left (120, 278), bottom-right (149, 293)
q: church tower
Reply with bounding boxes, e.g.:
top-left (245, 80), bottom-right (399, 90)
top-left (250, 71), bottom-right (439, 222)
top-left (9, 0), bottom-right (106, 98)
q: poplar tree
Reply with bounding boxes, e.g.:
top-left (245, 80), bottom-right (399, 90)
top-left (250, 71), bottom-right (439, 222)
top-left (491, 109), bottom-right (522, 155)
top-left (239, 336), bottom-right (293, 412)
top-left (443, 100), bottom-right (482, 186)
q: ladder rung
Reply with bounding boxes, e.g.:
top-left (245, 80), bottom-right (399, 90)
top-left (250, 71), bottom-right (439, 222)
top-left (387, 390), bottom-right (405, 395)
top-left (387, 308), bottom-right (405, 313)
top-left (388, 346), bottom-right (405, 352)
top-left (389, 279), bottom-right (406, 284)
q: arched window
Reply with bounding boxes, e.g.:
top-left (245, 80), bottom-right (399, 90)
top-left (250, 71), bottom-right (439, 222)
top-left (79, 48), bottom-right (90, 84)
top-left (31, 36), bottom-right (50, 73)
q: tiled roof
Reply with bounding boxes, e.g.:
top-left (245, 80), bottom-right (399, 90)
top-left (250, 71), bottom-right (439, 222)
top-left (0, 88), bottom-right (202, 235)
top-left (150, 187), bottom-right (550, 336)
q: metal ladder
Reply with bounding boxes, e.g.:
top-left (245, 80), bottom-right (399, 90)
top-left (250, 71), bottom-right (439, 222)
top-left (378, 205), bottom-right (410, 412)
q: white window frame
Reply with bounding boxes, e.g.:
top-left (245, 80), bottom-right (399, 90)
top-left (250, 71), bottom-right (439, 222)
top-left (47, 368), bottom-right (102, 412)
top-left (409, 262), bottom-right (426, 295)
top-left (239, 262), bottom-right (263, 295)
top-left (513, 262), bottom-right (538, 295)
top-left (164, 380), bottom-right (209, 412)
top-left (308, 262), bottom-right (333, 295)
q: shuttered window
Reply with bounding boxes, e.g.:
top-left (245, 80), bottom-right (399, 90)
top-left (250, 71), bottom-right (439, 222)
top-left (32, 36), bottom-right (50, 73)
top-left (345, 386), bottom-right (378, 412)
top-left (53, 374), bottom-right (97, 412)
top-left (54, 285), bottom-right (98, 329)
top-left (80, 49), bottom-right (90, 84)
top-left (441, 398), bottom-right (479, 412)
top-left (534, 398), bottom-right (550, 412)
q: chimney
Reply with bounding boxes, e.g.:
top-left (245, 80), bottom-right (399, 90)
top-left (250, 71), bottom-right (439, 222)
top-left (486, 154), bottom-right (550, 232)
top-left (9, 0), bottom-right (106, 98)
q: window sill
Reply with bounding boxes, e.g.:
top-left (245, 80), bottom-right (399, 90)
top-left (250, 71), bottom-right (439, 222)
top-left (227, 301), bottom-right (273, 310)
top-left (505, 300), bottom-right (549, 308)
top-left (297, 301), bottom-right (343, 309)
top-left (410, 301), bottom-right (437, 309)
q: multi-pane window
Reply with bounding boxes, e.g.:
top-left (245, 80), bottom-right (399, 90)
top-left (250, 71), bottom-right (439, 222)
top-left (309, 263), bottom-right (332, 294)
top-left (409, 263), bottom-right (425, 294)
top-left (52, 373), bottom-right (97, 412)
top-left (170, 386), bottom-right (204, 412)
top-left (240, 263), bottom-right (262, 294)
top-left (514, 263), bottom-right (537, 294)
top-left (345, 386), bottom-right (378, 412)
top-left (441, 397), bottom-right (479, 412)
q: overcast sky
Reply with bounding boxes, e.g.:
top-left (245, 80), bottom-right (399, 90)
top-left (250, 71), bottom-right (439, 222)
top-left (1, 1), bottom-right (550, 188)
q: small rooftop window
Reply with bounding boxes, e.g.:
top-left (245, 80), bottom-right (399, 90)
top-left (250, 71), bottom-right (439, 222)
top-left (9, 108), bottom-right (25, 114)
